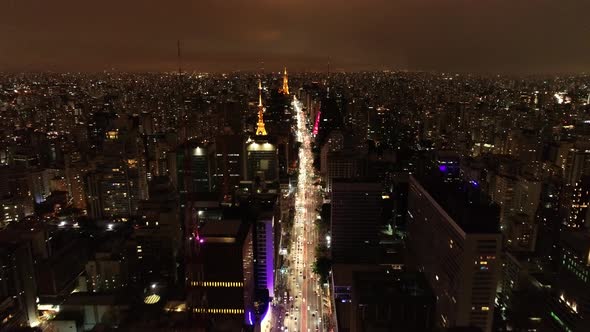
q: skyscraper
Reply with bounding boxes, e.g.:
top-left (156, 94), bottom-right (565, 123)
top-left (213, 134), bottom-right (245, 201)
top-left (131, 177), bottom-right (181, 285)
top-left (86, 127), bottom-right (148, 220)
top-left (325, 151), bottom-right (367, 194)
top-left (564, 141), bottom-right (590, 185)
top-left (407, 174), bottom-right (501, 332)
top-left (253, 201), bottom-right (276, 299)
top-left (564, 175), bottom-right (590, 229)
top-left (331, 179), bottom-right (382, 261)
top-left (245, 137), bottom-right (279, 184)
top-left (187, 219), bottom-right (254, 330)
top-left (547, 231), bottom-right (590, 331)
top-left (176, 141), bottom-right (214, 194)
top-left (0, 235), bottom-right (39, 329)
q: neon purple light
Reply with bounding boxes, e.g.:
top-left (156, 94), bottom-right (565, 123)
top-left (438, 165), bottom-right (447, 172)
top-left (470, 180), bottom-right (479, 187)
top-left (312, 111), bottom-right (321, 136)
top-left (265, 221), bottom-right (274, 298)
top-left (259, 304), bottom-right (269, 323)
top-left (248, 311), bottom-right (253, 325)
top-left (199, 238), bottom-right (204, 244)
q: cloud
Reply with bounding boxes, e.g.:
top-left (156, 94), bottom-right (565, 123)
top-left (1, 0), bottom-right (589, 73)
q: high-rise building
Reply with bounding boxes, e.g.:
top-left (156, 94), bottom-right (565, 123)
top-left (245, 137), bottom-right (279, 184)
top-left (506, 128), bottom-right (542, 165)
top-left (490, 172), bottom-right (516, 226)
top-left (187, 219), bottom-right (254, 330)
top-left (145, 133), bottom-right (175, 178)
top-left (86, 128), bottom-right (148, 220)
top-left (0, 197), bottom-right (25, 229)
top-left (320, 130), bottom-right (345, 176)
top-left (217, 100), bottom-right (243, 134)
top-left (85, 238), bottom-right (129, 292)
top-left (513, 175), bottom-right (542, 220)
top-left (564, 141), bottom-right (590, 185)
top-left (176, 140), bottom-right (214, 194)
top-left (64, 155), bottom-right (90, 212)
top-left (349, 271), bottom-right (435, 332)
top-left (0, 234), bottom-right (39, 329)
top-left (130, 177), bottom-right (181, 285)
top-left (504, 213), bottom-right (537, 252)
top-left (331, 179), bottom-right (382, 261)
top-left (563, 176), bottom-right (590, 229)
top-left (0, 167), bottom-right (35, 219)
top-left (546, 231), bottom-right (590, 331)
top-left (213, 134), bottom-right (244, 201)
top-left (28, 168), bottom-right (57, 204)
top-left (253, 200), bottom-right (276, 300)
top-left (407, 174), bottom-right (501, 332)
top-left (87, 159), bottom-right (139, 220)
top-left (34, 228), bottom-right (89, 298)
top-left (325, 150), bottom-right (367, 193)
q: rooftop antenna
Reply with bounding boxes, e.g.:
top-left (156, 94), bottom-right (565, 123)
top-left (177, 40), bottom-right (182, 76)
top-left (326, 59), bottom-right (331, 88)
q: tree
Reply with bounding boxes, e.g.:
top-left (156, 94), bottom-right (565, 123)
top-left (312, 256), bottom-right (332, 284)
top-left (315, 244), bottom-right (329, 257)
top-left (314, 203), bottom-right (331, 233)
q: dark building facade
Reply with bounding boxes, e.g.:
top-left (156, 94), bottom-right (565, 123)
top-left (407, 175), bottom-right (501, 332)
top-left (331, 179), bottom-right (382, 261)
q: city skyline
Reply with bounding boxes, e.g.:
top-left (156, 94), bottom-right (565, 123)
top-left (3, 2), bottom-right (590, 331)
top-left (2, 0), bottom-right (590, 73)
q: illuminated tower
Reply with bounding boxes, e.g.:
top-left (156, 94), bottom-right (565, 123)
top-left (279, 67), bottom-right (289, 95)
top-left (256, 80), bottom-right (268, 136)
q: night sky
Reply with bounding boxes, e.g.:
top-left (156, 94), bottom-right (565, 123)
top-left (2, 0), bottom-right (589, 73)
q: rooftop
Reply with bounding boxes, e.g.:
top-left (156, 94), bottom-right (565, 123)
top-left (411, 172), bottom-right (500, 234)
top-left (332, 177), bottom-right (382, 191)
top-left (200, 219), bottom-right (243, 238)
top-left (355, 271), bottom-right (434, 300)
top-left (561, 231), bottom-right (590, 257)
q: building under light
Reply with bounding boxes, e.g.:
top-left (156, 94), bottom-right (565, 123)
top-left (564, 176), bottom-right (590, 229)
top-left (177, 140), bottom-right (214, 194)
top-left (245, 138), bottom-right (279, 185)
top-left (407, 173), bottom-right (501, 332)
top-left (546, 231), bottom-right (590, 331)
top-left (0, 235), bottom-right (39, 329)
top-left (187, 219), bottom-right (255, 330)
top-left (213, 134), bottom-right (245, 201)
top-left (131, 176), bottom-right (181, 285)
top-left (331, 179), bottom-right (382, 261)
top-left (253, 207), bottom-right (275, 296)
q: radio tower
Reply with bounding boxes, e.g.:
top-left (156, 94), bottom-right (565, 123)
top-left (176, 40), bottom-right (185, 140)
top-left (177, 40), bottom-right (182, 76)
top-left (256, 80), bottom-right (268, 136)
top-left (279, 67), bottom-right (289, 95)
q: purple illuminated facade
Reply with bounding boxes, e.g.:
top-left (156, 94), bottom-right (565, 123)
top-left (186, 219), bottom-right (254, 329)
top-left (265, 220), bottom-right (274, 297)
top-left (255, 211), bottom-right (275, 298)
top-left (313, 111), bottom-right (321, 136)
